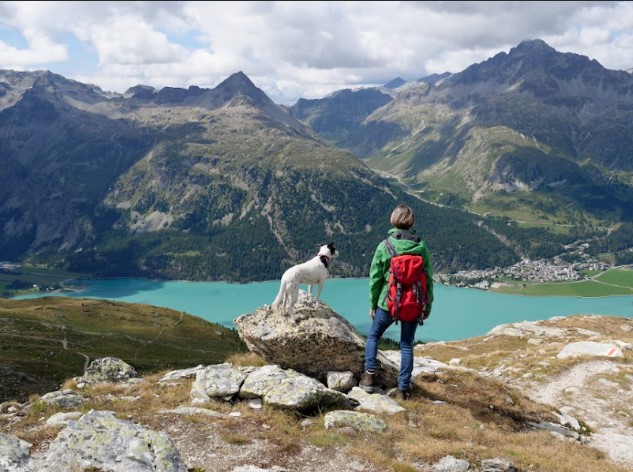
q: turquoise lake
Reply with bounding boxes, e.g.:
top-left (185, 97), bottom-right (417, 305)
top-left (15, 277), bottom-right (633, 342)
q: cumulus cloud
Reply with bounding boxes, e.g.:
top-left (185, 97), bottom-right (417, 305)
top-left (0, 1), bottom-right (631, 104)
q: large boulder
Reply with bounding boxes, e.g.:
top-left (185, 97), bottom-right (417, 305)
top-left (233, 298), bottom-right (398, 388)
top-left (36, 410), bottom-right (187, 472)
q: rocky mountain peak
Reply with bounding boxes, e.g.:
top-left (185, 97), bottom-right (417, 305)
top-left (124, 84), bottom-right (156, 99)
top-left (512, 38), bottom-right (557, 56)
top-left (383, 77), bottom-right (406, 89)
top-left (214, 71), bottom-right (269, 105)
top-left (444, 38), bottom-right (611, 91)
top-left (218, 70), bottom-right (256, 89)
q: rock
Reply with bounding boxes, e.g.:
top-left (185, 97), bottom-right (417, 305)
top-left (190, 363), bottom-right (247, 402)
top-left (527, 421), bottom-right (580, 441)
top-left (382, 351), bottom-right (450, 376)
top-left (158, 364), bottom-right (206, 383)
top-left (326, 371), bottom-right (356, 392)
top-left (37, 390), bottom-right (84, 409)
top-left (239, 364), bottom-right (350, 412)
top-left (432, 454), bottom-right (469, 471)
top-left (323, 410), bottom-right (387, 433)
top-left (35, 409), bottom-right (187, 472)
top-left (0, 433), bottom-right (32, 472)
top-left (74, 357), bottom-right (139, 386)
top-left (488, 320), bottom-right (567, 339)
top-left (481, 457), bottom-right (518, 471)
top-left (45, 412), bottom-right (82, 427)
top-left (557, 341), bottom-right (623, 359)
top-left (234, 301), bottom-right (398, 388)
top-left (346, 387), bottom-right (405, 416)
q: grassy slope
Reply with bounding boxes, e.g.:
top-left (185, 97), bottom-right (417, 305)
top-left (0, 297), bottom-right (247, 402)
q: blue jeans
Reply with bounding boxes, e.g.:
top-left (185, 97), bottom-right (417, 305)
top-left (364, 307), bottom-right (418, 391)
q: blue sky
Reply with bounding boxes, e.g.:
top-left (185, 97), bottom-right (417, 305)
top-left (0, 1), bottom-right (631, 105)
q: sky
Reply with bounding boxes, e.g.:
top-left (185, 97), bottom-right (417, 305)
top-left (0, 1), bottom-right (632, 105)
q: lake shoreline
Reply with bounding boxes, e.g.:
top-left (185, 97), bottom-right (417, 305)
top-left (12, 277), bottom-right (633, 343)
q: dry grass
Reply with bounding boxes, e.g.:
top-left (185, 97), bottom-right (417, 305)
top-left (225, 351), bottom-right (268, 367)
top-left (3, 368), bottom-right (630, 472)
top-left (3, 315), bottom-right (633, 472)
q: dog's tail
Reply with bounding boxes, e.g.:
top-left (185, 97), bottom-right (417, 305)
top-left (271, 280), bottom-right (286, 309)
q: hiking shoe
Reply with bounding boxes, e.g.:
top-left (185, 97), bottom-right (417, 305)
top-left (359, 370), bottom-right (375, 393)
top-left (389, 388), bottom-right (411, 401)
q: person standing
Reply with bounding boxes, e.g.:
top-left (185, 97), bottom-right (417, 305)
top-left (360, 203), bottom-right (434, 399)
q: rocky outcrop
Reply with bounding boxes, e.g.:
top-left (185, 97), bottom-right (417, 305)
top-left (234, 297), bottom-right (399, 388)
top-left (190, 363), bottom-right (353, 412)
top-left (36, 410), bottom-right (187, 472)
top-left (0, 355), bottom-right (387, 471)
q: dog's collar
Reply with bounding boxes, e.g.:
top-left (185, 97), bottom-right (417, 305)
top-left (318, 254), bottom-right (330, 268)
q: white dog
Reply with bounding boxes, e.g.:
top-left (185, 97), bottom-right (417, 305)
top-left (271, 243), bottom-right (337, 316)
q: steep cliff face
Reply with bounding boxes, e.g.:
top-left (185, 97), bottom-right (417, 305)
top-left (0, 74), bottom-right (154, 253)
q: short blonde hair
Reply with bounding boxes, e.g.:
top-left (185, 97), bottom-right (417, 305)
top-left (390, 204), bottom-right (414, 229)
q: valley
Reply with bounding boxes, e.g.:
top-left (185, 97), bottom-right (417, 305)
top-left (2, 39), bottom-right (633, 289)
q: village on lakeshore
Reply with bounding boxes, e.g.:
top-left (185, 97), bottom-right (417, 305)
top-left (437, 256), bottom-right (611, 290)
top-left (432, 241), bottom-right (625, 291)
top-left (2, 248), bottom-right (629, 297)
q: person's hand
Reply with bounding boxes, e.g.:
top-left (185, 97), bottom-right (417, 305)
top-left (423, 306), bottom-right (431, 320)
top-left (369, 308), bottom-right (375, 320)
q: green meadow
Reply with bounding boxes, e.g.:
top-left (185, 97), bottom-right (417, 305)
top-left (0, 297), bottom-right (246, 402)
top-left (0, 265), bottom-right (89, 296)
top-left (493, 267), bottom-right (633, 297)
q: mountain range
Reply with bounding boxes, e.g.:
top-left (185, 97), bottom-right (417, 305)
top-left (1, 39), bottom-right (632, 282)
top-left (290, 40), bottom-right (633, 228)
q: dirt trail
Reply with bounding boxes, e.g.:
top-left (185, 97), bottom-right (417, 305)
top-left (520, 360), bottom-right (633, 469)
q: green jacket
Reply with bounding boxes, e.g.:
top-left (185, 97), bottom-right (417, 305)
top-left (369, 228), bottom-right (434, 315)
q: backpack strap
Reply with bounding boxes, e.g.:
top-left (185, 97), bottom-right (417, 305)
top-left (382, 238), bottom-right (398, 258)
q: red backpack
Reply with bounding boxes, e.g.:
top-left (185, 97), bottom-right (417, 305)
top-left (383, 238), bottom-right (428, 324)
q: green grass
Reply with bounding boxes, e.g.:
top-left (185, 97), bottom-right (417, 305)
top-left (14, 264), bottom-right (90, 279)
top-left (595, 267), bottom-right (633, 288)
top-left (491, 266), bottom-right (633, 298)
top-left (467, 191), bottom-right (607, 232)
top-left (0, 297), bottom-right (247, 402)
top-left (494, 279), bottom-right (633, 297)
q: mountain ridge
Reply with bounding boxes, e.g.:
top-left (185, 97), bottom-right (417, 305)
top-left (3, 38), bottom-right (633, 282)
top-left (0, 66), bottom-right (517, 281)
top-left (294, 39), bottom-right (633, 234)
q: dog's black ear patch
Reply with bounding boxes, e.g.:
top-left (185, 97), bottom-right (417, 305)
top-left (327, 242), bottom-right (336, 254)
